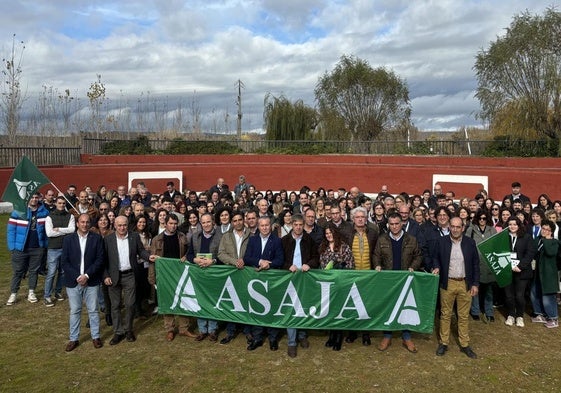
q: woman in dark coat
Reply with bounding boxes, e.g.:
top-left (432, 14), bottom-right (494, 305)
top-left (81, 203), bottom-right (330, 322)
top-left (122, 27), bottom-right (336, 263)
top-left (503, 217), bottom-right (536, 328)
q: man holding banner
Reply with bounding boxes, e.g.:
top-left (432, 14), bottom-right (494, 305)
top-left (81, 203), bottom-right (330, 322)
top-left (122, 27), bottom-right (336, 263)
top-left (433, 217), bottom-right (479, 359)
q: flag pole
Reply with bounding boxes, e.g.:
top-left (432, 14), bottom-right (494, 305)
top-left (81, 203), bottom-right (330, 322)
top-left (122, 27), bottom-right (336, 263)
top-left (49, 182), bottom-right (79, 212)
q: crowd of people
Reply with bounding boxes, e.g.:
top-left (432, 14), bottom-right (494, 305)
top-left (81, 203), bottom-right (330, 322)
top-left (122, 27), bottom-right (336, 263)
top-left (6, 176), bottom-right (561, 359)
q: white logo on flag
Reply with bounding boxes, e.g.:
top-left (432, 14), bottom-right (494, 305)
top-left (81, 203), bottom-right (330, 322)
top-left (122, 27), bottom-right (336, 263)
top-left (13, 178), bottom-right (39, 200)
top-left (171, 265), bottom-right (201, 312)
top-left (384, 275), bottom-right (420, 326)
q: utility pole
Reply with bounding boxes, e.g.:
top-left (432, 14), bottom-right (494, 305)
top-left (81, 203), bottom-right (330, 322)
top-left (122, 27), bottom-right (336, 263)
top-left (236, 79), bottom-right (244, 138)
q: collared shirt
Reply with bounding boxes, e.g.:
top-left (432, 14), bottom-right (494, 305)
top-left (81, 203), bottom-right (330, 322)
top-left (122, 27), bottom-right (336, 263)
top-left (260, 234), bottom-right (270, 253)
top-left (234, 230), bottom-right (244, 258)
top-left (78, 231), bottom-right (88, 275)
top-left (448, 238), bottom-right (465, 279)
top-left (389, 230), bottom-right (404, 242)
top-left (116, 233), bottom-right (131, 271)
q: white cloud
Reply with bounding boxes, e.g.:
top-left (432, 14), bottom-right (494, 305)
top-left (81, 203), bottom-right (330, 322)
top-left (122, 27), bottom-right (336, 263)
top-left (0, 0), bottom-right (555, 132)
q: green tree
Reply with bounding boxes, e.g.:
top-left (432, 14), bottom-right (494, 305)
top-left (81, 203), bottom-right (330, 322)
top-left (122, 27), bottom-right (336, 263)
top-left (315, 55), bottom-right (411, 142)
top-left (474, 8), bottom-right (561, 151)
top-left (263, 93), bottom-right (317, 140)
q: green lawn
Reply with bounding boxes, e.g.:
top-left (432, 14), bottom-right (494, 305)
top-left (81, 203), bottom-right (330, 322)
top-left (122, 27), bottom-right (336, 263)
top-left (0, 214), bottom-right (560, 392)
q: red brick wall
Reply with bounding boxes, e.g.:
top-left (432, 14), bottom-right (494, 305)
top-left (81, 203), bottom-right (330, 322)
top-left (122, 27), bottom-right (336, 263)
top-left (1, 154), bottom-right (560, 202)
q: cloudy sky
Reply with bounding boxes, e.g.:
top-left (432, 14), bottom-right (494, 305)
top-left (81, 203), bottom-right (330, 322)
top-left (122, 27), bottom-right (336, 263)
top-left (0, 1), bottom-right (554, 133)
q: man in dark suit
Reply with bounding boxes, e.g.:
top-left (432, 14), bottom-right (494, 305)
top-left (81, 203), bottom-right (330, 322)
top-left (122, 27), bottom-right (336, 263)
top-left (243, 215), bottom-right (284, 351)
top-left (432, 217), bottom-right (480, 359)
top-left (281, 214), bottom-right (319, 358)
top-left (103, 215), bottom-right (153, 345)
top-left (61, 213), bottom-right (105, 352)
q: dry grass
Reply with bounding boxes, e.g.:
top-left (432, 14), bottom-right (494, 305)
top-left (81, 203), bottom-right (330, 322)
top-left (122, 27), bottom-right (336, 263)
top-left (0, 214), bottom-right (560, 392)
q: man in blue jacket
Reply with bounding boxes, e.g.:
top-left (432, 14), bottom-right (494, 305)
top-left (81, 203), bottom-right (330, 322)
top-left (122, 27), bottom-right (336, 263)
top-left (6, 192), bottom-right (49, 305)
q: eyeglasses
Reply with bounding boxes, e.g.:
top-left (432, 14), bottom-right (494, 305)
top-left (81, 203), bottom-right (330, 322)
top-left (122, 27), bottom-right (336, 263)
top-left (479, 217), bottom-right (487, 221)
top-left (492, 208), bottom-right (499, 211)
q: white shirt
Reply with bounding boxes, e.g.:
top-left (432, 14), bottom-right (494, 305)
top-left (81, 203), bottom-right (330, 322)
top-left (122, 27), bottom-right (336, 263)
top-left (116, 233), bottom-right (131, 271)
top-left (78, 232), bottom-right (88, 275)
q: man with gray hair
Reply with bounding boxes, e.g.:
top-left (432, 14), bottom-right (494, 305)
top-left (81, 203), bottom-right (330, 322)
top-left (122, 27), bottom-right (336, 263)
top-left (346, 206), bottom-right (379, 345)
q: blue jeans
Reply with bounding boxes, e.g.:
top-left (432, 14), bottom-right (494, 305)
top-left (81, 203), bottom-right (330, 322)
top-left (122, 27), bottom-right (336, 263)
top-left (67, 284), bottom-right (100, 341)
top-left (470, 282), bottom-right (494, 317)
top-left (44, 248), bottom-right (64, 299)
top-left (286, 328), bottom-right (307, 347)
top-left (197, 318), bottom-right (218, 334)
top-left (383, 330), bottom-right (411, 340)
top-left (10, 248), bottom-right (45, 293)
top-left (531, 278), bottom-right (559, 319)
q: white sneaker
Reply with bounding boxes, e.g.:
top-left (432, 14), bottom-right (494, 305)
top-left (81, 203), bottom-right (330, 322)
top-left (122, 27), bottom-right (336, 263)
top-left (531, 315), bottom-right (547, 323)
top-left (27, 291), bottom-right (38, 303)
top-left (6, 293), bottom-right (16, 306)
top-left (505, 316), bottom-right (515, 326)
top-left (515, 317), bottom-right (525, 327)
top-left (545, 319), bottom-right (559, 328)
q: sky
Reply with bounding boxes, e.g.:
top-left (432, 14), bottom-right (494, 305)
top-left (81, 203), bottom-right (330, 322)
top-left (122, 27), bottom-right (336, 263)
top-left (0, 0), bottom-right (555, 133)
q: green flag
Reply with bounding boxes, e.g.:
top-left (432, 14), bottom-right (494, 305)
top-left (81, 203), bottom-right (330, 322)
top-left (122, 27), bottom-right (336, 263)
top-left (1, 156), bottom-right (50, 215)
top-left (477, 230), bottom-right (512, 287)
top-left (155, 258), bottom-right (439, 333)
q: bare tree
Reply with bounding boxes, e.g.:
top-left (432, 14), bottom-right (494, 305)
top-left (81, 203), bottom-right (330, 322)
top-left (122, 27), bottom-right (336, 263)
top-left (86, 74), bottom-right (106, 138)
top-left (1, 34), bottom-right (26, 145)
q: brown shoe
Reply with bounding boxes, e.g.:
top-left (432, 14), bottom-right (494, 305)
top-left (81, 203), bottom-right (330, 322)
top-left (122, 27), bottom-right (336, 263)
top-left (65, 340), bottom-right (79, 352)
top-left (402, 339), bottom-right (417, 353)
top-left (208, 332), bottom-right (218, 342)
top-left (195, 333), bottom-right (208, 341)
top-left (378, 337), bottom-right (391, 351)
top-left (92, 338), bottom-right (103, 349)
top-left (178, 329), bottom-right (197, 338)
top-left (287, 345), bottom-right (297, 358)
top-left (166, 331), bottom-right (175, 341)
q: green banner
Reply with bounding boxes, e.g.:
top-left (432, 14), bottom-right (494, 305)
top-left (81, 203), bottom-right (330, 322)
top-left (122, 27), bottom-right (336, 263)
top-left (477, 230), bottom-right (512, 287)
top-left (1, 156), bottom-right (50, 215)
top-left (155, 258), bottom-right (439, 333)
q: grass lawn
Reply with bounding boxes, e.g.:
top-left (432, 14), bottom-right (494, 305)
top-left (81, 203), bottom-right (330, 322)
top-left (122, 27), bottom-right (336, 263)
top-left (0, 214), bottom-right (560, 392)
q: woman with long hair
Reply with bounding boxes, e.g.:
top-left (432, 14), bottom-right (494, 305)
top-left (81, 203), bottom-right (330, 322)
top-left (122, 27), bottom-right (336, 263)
top-left (503, 217), bottom-right (536, 327)
top-left (215, 207), bottom-right (232, 234)
top-left (315, 198), bottom-right (326, 219)
top-left (133, 215), bottom-right (152, 318)
top-left (277, 210), bottom-right (293, 238)
top-left (151, 208), bottom-right (169, 237)
top-left (536, 193), bottom-right (553, 212)
top-left (319, 224), bottom-right (355, 351)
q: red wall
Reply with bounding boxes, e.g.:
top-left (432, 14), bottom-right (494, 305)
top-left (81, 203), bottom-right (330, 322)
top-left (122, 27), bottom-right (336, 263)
top-left (1, 154), bottom-right (560, 202)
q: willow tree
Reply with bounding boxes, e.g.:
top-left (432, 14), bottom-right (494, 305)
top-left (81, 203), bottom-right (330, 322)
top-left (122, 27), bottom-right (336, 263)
top-left (474, 8), bottom-right (561, 151)
top-left (315, 55), bottom-right (411, 142)
top-left (263, 93), bottom-right (317, 140)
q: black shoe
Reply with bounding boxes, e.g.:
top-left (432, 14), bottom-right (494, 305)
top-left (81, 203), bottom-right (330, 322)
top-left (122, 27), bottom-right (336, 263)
top-left (362, 333), bottom-right (371, 346)
top-left (345, 332), bottom-right (357, 343)
top-left (105, 314), bottom-right (113, 326)
top-left (247, 340), bottom-right (263, 351)
top-left (220, 335), bottom-right (234, 345)
top-left (325, 331), bottom-right (335, 347)
top-left (436, 344), bottom-right (448, 356)
top-left (460, 346), bottom-right (477, 359)
top-left (269, 339), bottom-right (279, 351)
top-left (125, 331), bottom-right (136, 342)
top-left (470, 313), bottom-right (480, 321)
top-left (332, 332), bottom-right (343, 351)
top-left (487, 315), bottom-right (495, 322)
top-left (109, 334), bottom-right (125, 345)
